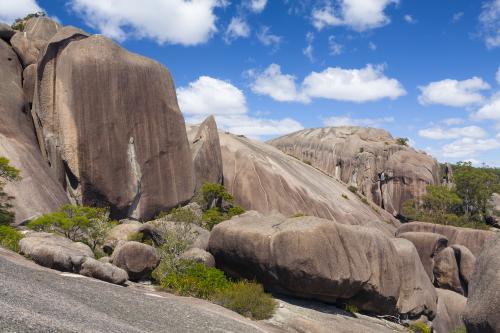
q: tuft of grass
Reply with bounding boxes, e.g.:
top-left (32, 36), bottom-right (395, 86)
top-left (408, 322), bottom-right (431, 333)
top-left (344, 303), bottom-right (359, 315)
top-left (127, 231), bottom-right (144, 242)
top-left (302, 160), bottom-right (312, 165)
top-left (291, 212), bottom-right (306, 218)
top-left (0, 225), bottom-right (23, 252)
top-left (449, 326), bottom-right (466, 333)
top-left (347, 185), bottom-right (358, 193)
top-left (342, 194), bottom-right (349, 200)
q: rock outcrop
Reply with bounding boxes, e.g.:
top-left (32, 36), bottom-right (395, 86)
top-left (432, 289), bottom-right (466, 333)
top-left (31, 26), bottom-right (195, 220)
top-left (186, 116), bottom-right (223, 189)
top-left (140, 219), bottom-right (210, 251)
top-left (0, 23), bottom-right (15, 41)
top-left (102, 221), bottom-right (142, 255)
top-left (396, 231), bottom-right (448, 282)
top-left (179, 248), bottom-right (215, 268)
top-left (209, 212), bottom-right (435, 317)
top-left (268, 127), bottom-right (440, 217)
top-left (10, 17), bottom-right (61, 66)
top-left (19, 232), bottom-right (94, 271)
top-left (464, 234), bottom-right (500, 333)
top-left (111, 241), bottom-right (160, 281)
top-left (219, 131), bottom-right (399, 235)
top-left (451, 245), bottom-right (475, 293)
top-left (0, 39), bottom-right (68, 224)
top-left (433, 247), bottom-right (464, 295)
top-left (396, 222), bottom-right (495, 257)
top-left (78, 257), bottom-right (129, 285)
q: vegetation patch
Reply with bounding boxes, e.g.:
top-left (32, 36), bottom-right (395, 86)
top-left (11, 12), bottom-right (46, 31)
top-left (0, 225), bottom-right (23, 252)
top-left (347, 185), bottom-right (358, 193)
top-left (408, 322), bottom-right (431, 333)
top-left (396, 137), bottom-right (409, 146)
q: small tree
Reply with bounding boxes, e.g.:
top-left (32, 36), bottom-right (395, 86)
top-left (11, 11), bottom-right (46, 31)
top-left (396, 137), bottom-right (409, 146)
top-left (0, 157), bottom-right (21, 226)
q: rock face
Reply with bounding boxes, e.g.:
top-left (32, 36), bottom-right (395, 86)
top-left (22, 63), bottom-right (36, 104)
top-left (140, 219), bottom-right (210, 250)
top-left (268, 127), bottom-right (440, 217)
top-left (396, 232), bottom-right (448, 282)
top-left (219, 131), bottom-right (399, 235)
top-left (102, 222), bottom-right (142, 255)
top-left (396, 222), bottom-right (495, 257)
top-left (433, 247), bottom-right (464, 295)
top-left (464, 234), bottom-right (500, 333)
top-left (391, 238), bottom-right (437, 319)
top-left (111, 241), bottom-right (160, 281)
top-left (209, 212), bottom-right (434, 317)
top-left (19, 232), bottom-right (94, 271)
top-left (186, 116), bottom-right (223, 189)
top-left (489, 193), bottom-right (500, 227)
top-left (78, 257), bottom-right (128, 285)
top-left (179, 248), bottom-right (215, 268)
top-left (10, 17), bottom-right (61, 66)
top-left (0, 23), bottom-right (15, 41)
top-left (432, 289), bottom-right (467, 333)
top-left (31, 27), bottom-right (195, 220)
top-left (0, 39), bottom-right (68, 224)
top-left (451, 245), bottom-right (476, 293)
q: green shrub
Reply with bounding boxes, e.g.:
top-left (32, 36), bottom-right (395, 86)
top-left (360, 197), bottom-right (369, 205)
top-left (0, 225), bottom-right (23, 252)
top-left (11, 11), bottom-right (45, 30)
top-left (202, 208), bottom-right (226, 230)
top-left (344, 303), bottom-right (359, 315)
top-left (227, 205), bottom-right (245, 218)
top-left (160, 206), bottom-right (201, 224)
top-left (409, 322), bottom-right (431, 333)
top-left (161, 261), bottom-right (229, 299)
top-left (214, 281), bottom-right (276, 320)
top-left (347, 186), bottom-right (358, 193)
top-left (342, 194), bottom-right (349, 200)
top-left (449, 326), bottom-right (466, 333)
top-left (198, 182), bottom-right (234, 210)
top-left (0, 157), bottom-right (21, 226)
top-left (396, 137), bottom-right (409, 146)
top-left (291, 212), bottom-right (306, 218)
top-left (127, 231), bottom-right (144, 242)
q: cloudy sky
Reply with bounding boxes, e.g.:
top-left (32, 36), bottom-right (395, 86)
top-left (2, 0), bottom-right (500, 166)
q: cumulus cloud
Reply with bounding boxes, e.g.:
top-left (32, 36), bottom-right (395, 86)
top-left (0, 0), bottom-right (42, 24)
top-left (249, 63), bottom-right (405, 103)
top-left (418, 77), bottom-right (490, 107)
top-left (68, 0), bottom-right (226, 45)
top-left (312, 0), bottom-right (399, 32)
top-left (249, 64), bottom-right (307, 102)
top-left (442, 137), bottom-right (500, 158)
top-left (303, 32), bottom-right (314, 62)
top-left (441, 118), bottom-right (465, 126)
top-left (323, 115), bottom-right (394, 127)
top-left (418, 126), bottom-right (488, 140)
top-left (404, 14), bottom-right (416, 24)
top-left (178, 76), bottom-right (302, 139)
top-left (472, 93), bottom-right (500, 122)
top-left (328, 36), bottom-right (343, 55)
top-left (256, 26), bottom-right (282, 49)
top-left (479, 0), bottom-right (500, 48)
top-left (224, 17), bottom-right (250, 43)
top-left (248, 0), bottom-right (267, 13)
top-left (302, 64), bottom-right (406, 102)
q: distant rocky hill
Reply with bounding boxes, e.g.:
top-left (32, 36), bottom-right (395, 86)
top-left (268, 127), bottom-right (440, 217)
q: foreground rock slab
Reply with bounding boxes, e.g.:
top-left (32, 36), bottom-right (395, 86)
top-left (78, 257), bottom-right (128, 285)
top-left (210, 212), bottom-right (435, 317)
top-left (0, 247), bottom-right (280, 333)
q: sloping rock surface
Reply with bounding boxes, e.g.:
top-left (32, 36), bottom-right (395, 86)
top-left (433, 247), bottom-right (464, 295)
top-left (464, 234), bottom-right (500, 333)
top-left (0, 39), bottom-right (68, 224)
top-left (209, 212), bottom-right (434, 317)
top-left (432, 289), bottom-right (466, 333)
top-left (396, 222), bottom-right (496, 257)
top-left (31, 26), bottom-right (194, 220)
top-left (186, 116), bottom-right (223, 189)
top-left (451, 244), bottom-right (475, 294)
top-left (268, 127), bottom-right (439, 216)
top-left (219, 131), bottom-right (399, 235)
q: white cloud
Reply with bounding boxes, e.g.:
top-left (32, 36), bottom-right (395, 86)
top-left (302, 64), bottom-right (406, 102)
top-left (303, 32), bottom-right (314, 62)
top-left (312, 0), bottom-right (399, 32)
top-left (178, 76), bottom-right (302, 139)
top-left (442, 137), bottom-right (500, 158)
top-left (496, 67), bottom-right (500, 84)
top-left (0, 0), bottom-right (42, 24)
top-left (323, 115), bottom-right (394, 127)
top-left (452, 12), bottom-right (464, 23)
top-left (404, 14), bottom-right (416, 24)
top-left (368, 41), bottom-right (377, 50)
top-left (479, 0), bottom-right (500, 48)
top-left (418, 77), bottom-right (490, 107)
top-left (473, 93), bottom-right (500, 121)
top-left (249, 64), bottom-right (307, 102)
top-left (418, 126), bottom-right (488, 140)
top-left (248, 0), bottom-right (267, 13)
top-left (224, 17), bottom-right (250, 43)
top-left (441, 118), bottom-right (465, 126)
top-left (328, 36), bottom-right (343, 55)
top-left (69, 0), bottom-right (226, 46)
top-left (256, 26), bottom-right (282, 49)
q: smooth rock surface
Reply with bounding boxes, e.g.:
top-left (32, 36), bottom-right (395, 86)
top-left (433, 247), bottom-right (464, 295)
top-left (186, 116), bottom-right (224, 189)
top-left (219, 131), bottom-right (399, 235)
top-left (78, 257), bottom-right (128, 285)
top-left (391, 238), bottom-right (437, 319)
top-left (19, 232), bottom-right (94, 271)
top-left (432, 289), bottom-right (466, 333)
top-left (141, 219), bottom-right (210, 250)
top-left (0, 39), bottom-right (68, 224)
top-left (179, 248), bottom-right (215, 268)
top-left (396, 231), bottom-right (448, 282)
top-left (451, 244), bottom-right (475, 294)
top-left (396, 221), bottom-right (496, 257)
top-left (463, 234), bottom-right (500, 333)
top-left (268, 127), bottom-right (439, 216)
top-left (103, 222), bottom-right (142, 255)
top-left (32, 28), bottom-right (195, 220)
top-left (111, 241), bottom-right (160, 281)
top-left (22, 63), bottom-right (36, 104)
top-left (10, 17), bottom-right (60, 66)
top-left (210, 212), bottom-right (405, 315)
top-left (0, 23), bottom-right (15, 41)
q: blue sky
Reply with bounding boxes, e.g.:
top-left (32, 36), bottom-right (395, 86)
top-left (2, 0), bottom-right (500, 166)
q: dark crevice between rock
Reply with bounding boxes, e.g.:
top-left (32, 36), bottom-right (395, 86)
top-left (62, 160), bottom-right (79, 190)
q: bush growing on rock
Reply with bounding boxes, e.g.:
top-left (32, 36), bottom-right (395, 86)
top-left (408, 322), bottom-right (430, 333)
top-left (28, 205), bottom-right (116, 253)
top-left (0, 157), bottom-right (21, 226)
top-left (396, 137), bottom-right (409, 146)
top-left (0, 225), bottom-right (23, 252)
top-left (11, 11), bottom-right (46, 30)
